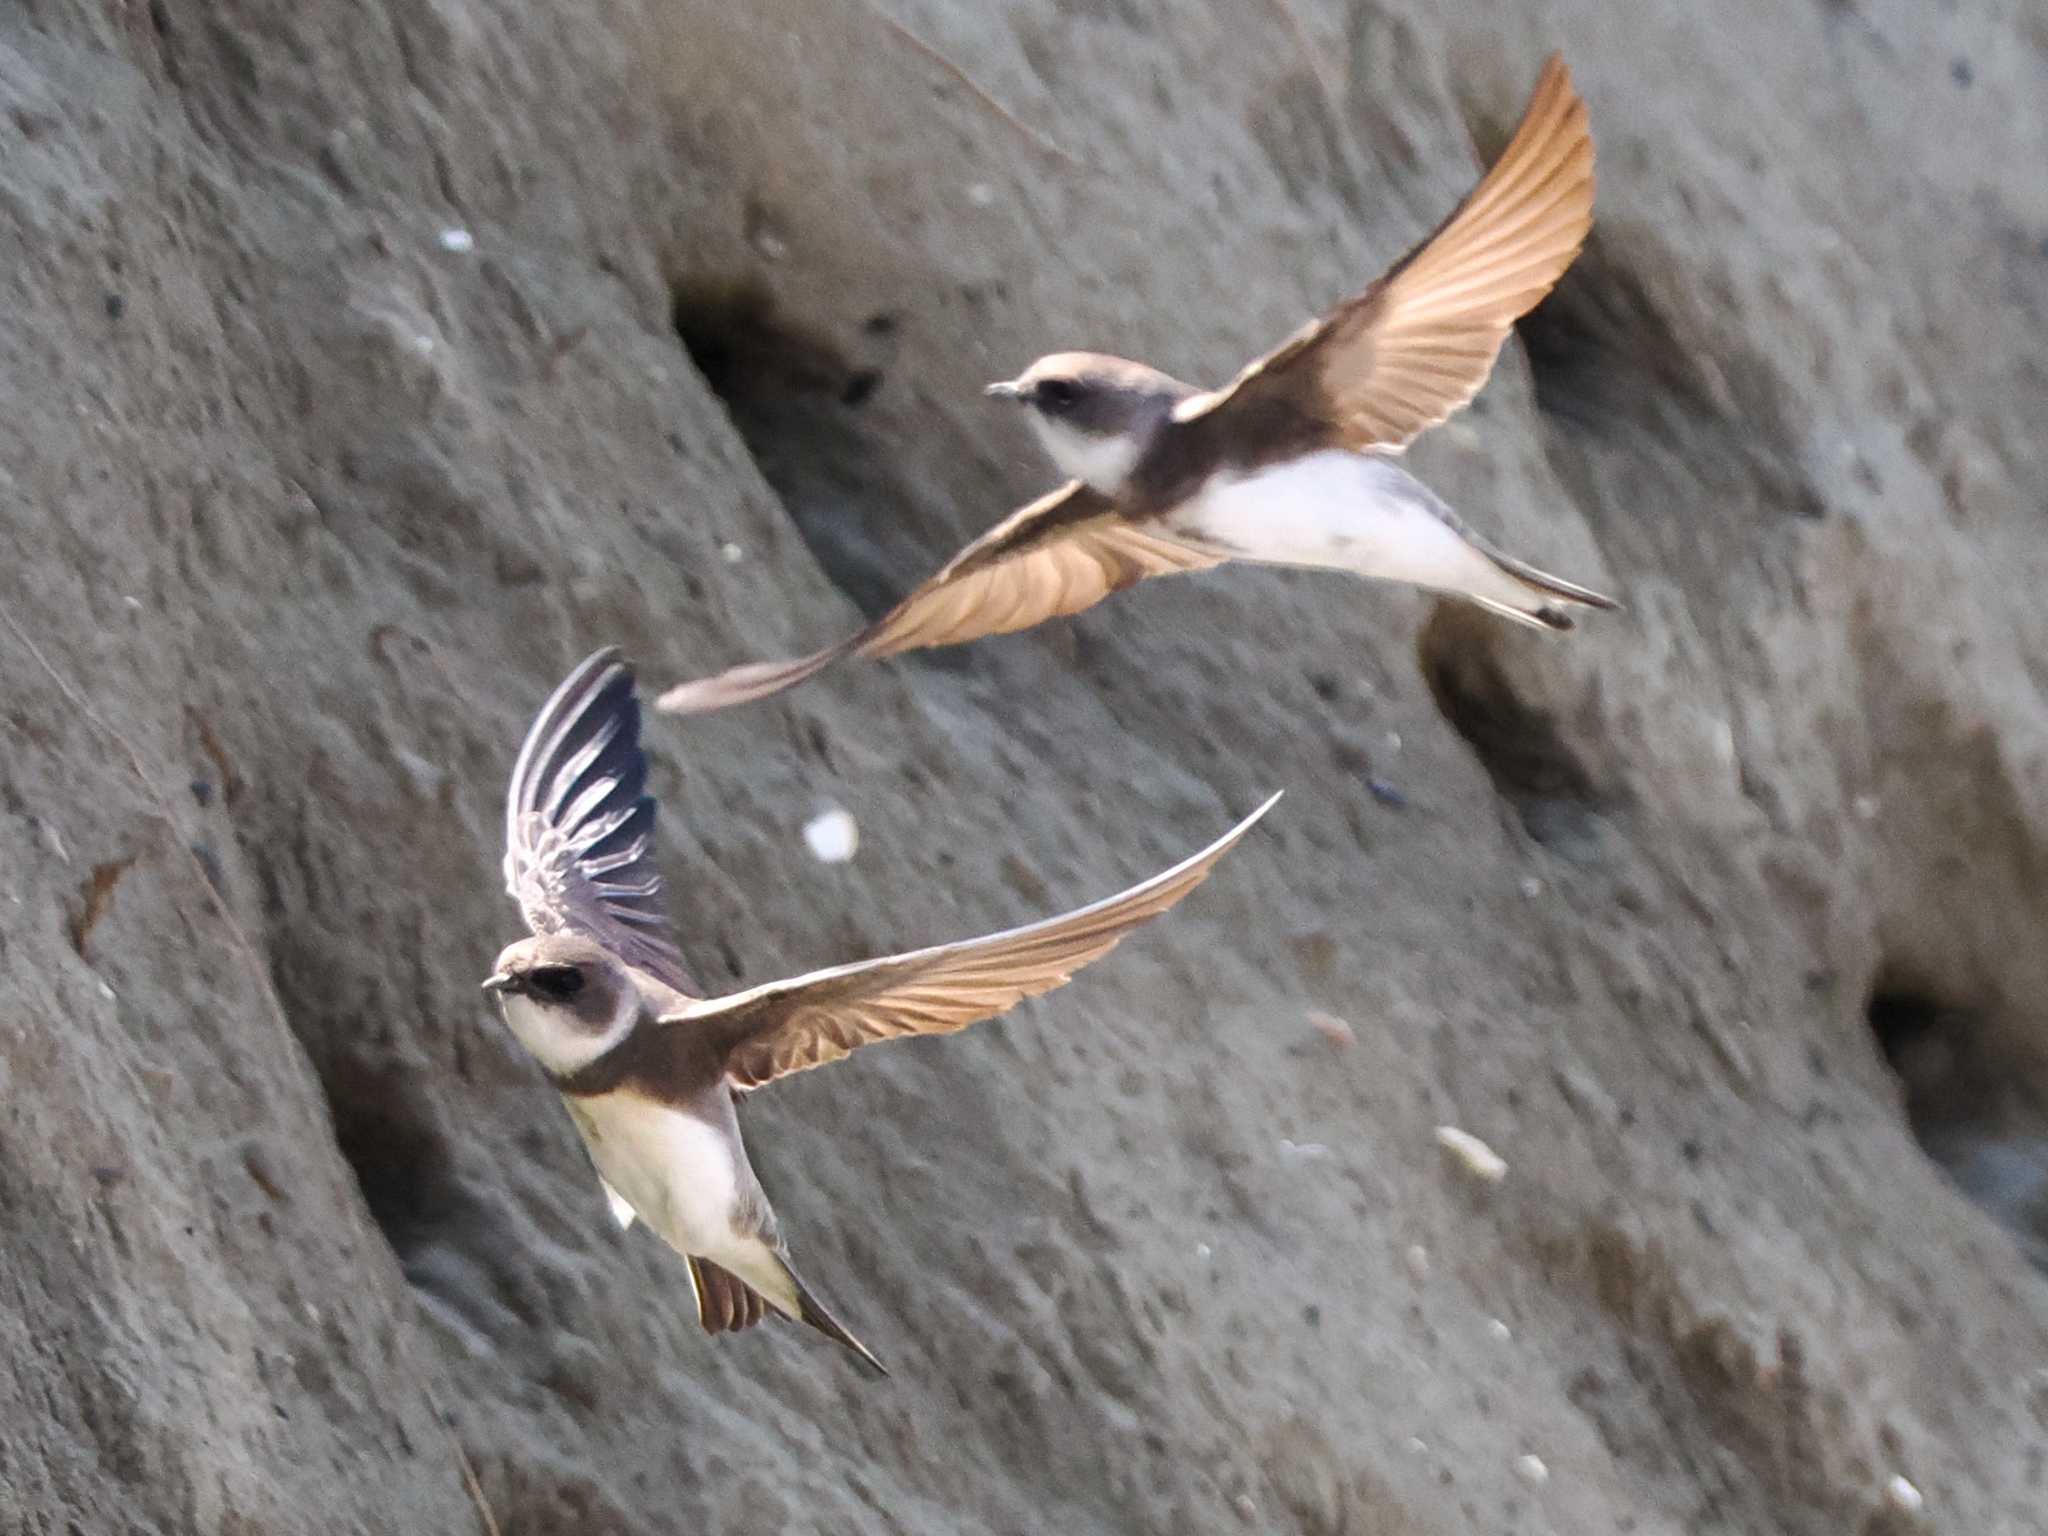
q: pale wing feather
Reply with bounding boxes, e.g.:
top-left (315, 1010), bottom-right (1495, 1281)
top-left (503, 649), bottom-right (698, 993)
top-left (674, 794), bottom-right (1280, 1089)
top-left (1175, 53), bottom-right (1594, 452)
top-left (859, 512), bottom-right (1219, 657)
top-left (658, 482), bottom-right (1218, 714)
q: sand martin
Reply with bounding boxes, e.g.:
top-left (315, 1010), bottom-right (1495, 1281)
top-left (659, 54), bottom-right (1614, 717)
top-left (487, 648), bottom-right (1276, 1372)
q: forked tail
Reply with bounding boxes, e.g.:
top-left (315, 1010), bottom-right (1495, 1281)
top-left (1478, 545), bottom-right (1620, 632)
top-left (787, 1263), bottom-right (888, 1375)
top-left (688, 1251), bottom-right (887, 1374)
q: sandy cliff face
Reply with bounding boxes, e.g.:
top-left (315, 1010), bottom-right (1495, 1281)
top-left (2, 0), bottom-right (2045, 1530)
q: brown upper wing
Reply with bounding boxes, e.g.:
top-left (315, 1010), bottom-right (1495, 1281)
top-left (1173, 53), bottom-right (1594, 453)
top-left (673, 793), bottom-right (1280, 1090)
top-left (656, 481), bottom-right (1219, 715)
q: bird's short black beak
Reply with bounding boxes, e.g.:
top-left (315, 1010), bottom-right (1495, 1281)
top-left (984, 379), bottom-right (1024, 401)
top-left (481, 971), bottom-right (518, 996)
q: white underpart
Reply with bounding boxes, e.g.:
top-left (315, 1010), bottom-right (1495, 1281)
top-left (573, 1093), bottom-right (799, 1315)
top-left (497, 992), bottom-right (633, 1076)
top-left (1169, 451), bottom-right (1547, 616)
top-left (1027, 413), bottom-right (1143, 493)
top-left (601, 1179), bottom-right (636, 1230)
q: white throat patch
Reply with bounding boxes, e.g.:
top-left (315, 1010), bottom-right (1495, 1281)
top-left (1027, 414), bottom-right (1144, 493)
top-left (496, 991), bottom-right (634, 1077)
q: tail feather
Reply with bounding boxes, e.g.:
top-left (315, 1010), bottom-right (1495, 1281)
top-left (787, 1264), bottom-right (888, 1376)
top-left (1467, 593), bottom-right (1575, 632)
top-left (694, 1246), bottom-right (889, 1374)
top-left (1481, 545), bottom-right (1621, 617)
top-left (686, 1256), bottom-right (771, 1335)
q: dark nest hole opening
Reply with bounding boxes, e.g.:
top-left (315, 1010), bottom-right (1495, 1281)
top-left (313, 1050), bottom-right (466, 1275)
top-left (1515, 227), bottom-right (1699, 444)
top-left (305, 1025), bottom-right (552, 1344)
top-left (1416, 603), bottom-right (1606, 859)
top-left (672, 277), bottom-right (929, 623)
top-left (1866, 969), bottom-right (2048, 1272)
top-left (263, 924), bottom-right (480, 1284)
top-left (1513, 225), bottom-right (1823, 522)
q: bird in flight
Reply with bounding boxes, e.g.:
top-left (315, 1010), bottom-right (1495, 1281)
top-left (660, 53), bottom-right (1613, 718)
top-left (487, 649), bottom-right (1276, 1372)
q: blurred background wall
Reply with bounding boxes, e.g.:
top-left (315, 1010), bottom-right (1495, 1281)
top-left (0, 1), bottom-right (2043, 1530)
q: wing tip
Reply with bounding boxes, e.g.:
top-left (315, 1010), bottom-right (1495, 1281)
top-left (549, 647), bottom-right (633, 728)
top-left (656, 640), bottom-right (861, 716)
top-left (1492, 49), bottom-right (1590, 172)
top-left (1243, 788), bottom-right (1285, 830)
top-left (1169, 788), bottom-right (1283, 880)
top-left (508, 646), bottom-right (636, 822)
top-left (1528, 51), bottom-right (1578, 116)
top-left (505, 647), bottom-right (704, 991)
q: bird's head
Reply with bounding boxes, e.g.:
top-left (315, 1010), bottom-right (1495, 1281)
top-left (482, 932), bottom-right (639, 1075)
top-left (985, 351), bottom-right (1192, 493)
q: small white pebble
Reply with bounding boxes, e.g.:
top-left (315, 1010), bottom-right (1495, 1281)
top-left (123, 595), bottom-right (142, 610)
top-left (802, 806), bottom-right (859, 864)
top-left (1404, 1436), bottom-right (1429, 1456)
top-left (1435, 1125), bottom-right (1508, 1184)
top-left (410, 333), bottom-right (435, 356)
top-left (720, 541), bottom-right (745, 564)
top-left (1513, 1454), bottom-right (1549, 1487)
top-left (1854, 793), bottom-right (1880, 821)
top-left (97, 980), bottom-right (116, 1001)
top-left (1884, 1475), bottom-right (1923, 1515)
top-left (1195, 1241), bottom-right (1213, 1261)
top-left (437, 227), bottom-right (474, 253)
top-left (750, 228), bottom-right (789, 261)
top-left (393, 746), bottom-right (447, 791)
top-left (1305, 1008), bottom-right (1355, 1048)
top-left (1232, 1493), bottom-right (1257, 1521)
top-left (1519, 875), bottom-right (1543, 899)
top-left (966, 181), bottom-right (997, 207)
top-left (1487, 1318), bottom-right (1512, 1343)
top-left (1385, 731), bottom-right (1403, 755)
top-left (1403, 1243), bottom-right (1430, 1281)
top-left (1278, 1138), bottom-right (1331, 1162)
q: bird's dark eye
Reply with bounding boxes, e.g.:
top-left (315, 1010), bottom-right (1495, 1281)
top-left (1034, 378), bottom-right (1080, 410)
top-left (527, 964), bottom-right (585, 1002)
